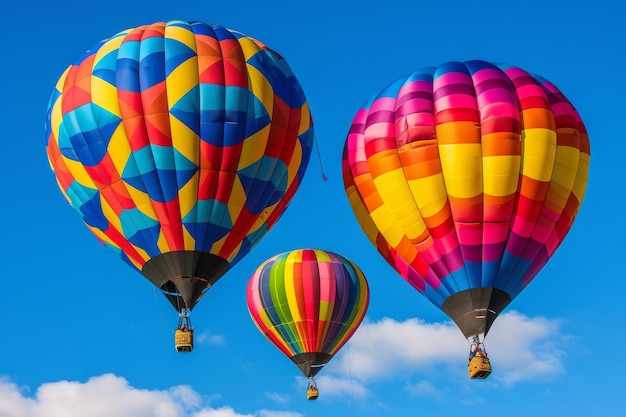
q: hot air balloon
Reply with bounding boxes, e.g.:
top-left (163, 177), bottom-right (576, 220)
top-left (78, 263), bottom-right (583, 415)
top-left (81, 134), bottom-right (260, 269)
top-left (342, 60), bottom-right (590, 378)
top-left (45, 20), bottom-right (314, 352)
top-left (246, 249), bottom-right (369, 399)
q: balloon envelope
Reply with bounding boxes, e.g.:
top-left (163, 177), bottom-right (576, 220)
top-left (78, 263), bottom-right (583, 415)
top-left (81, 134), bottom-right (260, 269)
top-left (343, 60), bottom-right (590, 338)
top-left (46, 20), bottom-right (314, 313)
top-left (246, 249), bottom-right (369, 377)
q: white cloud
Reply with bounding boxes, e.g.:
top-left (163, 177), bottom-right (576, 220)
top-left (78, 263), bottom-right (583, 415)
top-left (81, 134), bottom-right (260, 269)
top-left (328, 310), bottom-right (566, 386)
top-left (304, 374), bottom-right (369, 400)
top-left (0, 374), bottom-right (292, 417)
top-left (330, 317), bottom-right (464, 380)
top-left (264, 392), bottom-right (290, 405)
top-left (195, 330), bottom-right (227, 346)
top-left (405, 380), bottom-right (444, 400)
top-left (486, 310), bottom-right (566, 386)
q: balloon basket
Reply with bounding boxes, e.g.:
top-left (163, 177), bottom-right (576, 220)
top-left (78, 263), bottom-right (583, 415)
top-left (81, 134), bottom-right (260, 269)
top-left (307, 386), bottom-right (319, 400)
top-left (468, 355), bottom-right (492, 379)
top-left (175, 329), bottom-right (194, 352)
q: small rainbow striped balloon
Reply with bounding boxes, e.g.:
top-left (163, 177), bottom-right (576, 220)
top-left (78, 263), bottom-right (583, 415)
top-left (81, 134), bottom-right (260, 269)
top-left (246, 249), bottom-right (369, 378)
top-left (343, 60), bottom-right (590, 340)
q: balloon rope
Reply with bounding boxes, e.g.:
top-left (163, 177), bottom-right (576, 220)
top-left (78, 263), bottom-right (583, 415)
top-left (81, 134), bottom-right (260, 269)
top-left (347, 345), bottom-right (357, 417)
top-left (153, 286), bottom-right (174, 332)
top-left (313, 135), bottom-right (328, 181)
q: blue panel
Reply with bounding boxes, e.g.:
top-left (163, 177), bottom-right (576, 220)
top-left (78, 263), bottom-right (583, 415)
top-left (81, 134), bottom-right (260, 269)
top-left (238, 157), bottom-right (288, 214)
top-left (66, 181), bottom-right (97, 209)
top-left (496, 251), bottom-right (532, 294)
top-left (434, 61), bottom-right (469, 78)
top-left (80, 192), bottom-right (108, 230)
top-left (116, 58), bottom-right (141, 92)
top-left (92, 50), bottom-right (119, 85)
top-left (151, 145), bottom-right (175, 170)
top-left (406, 67), bottom-right (435, 83)
top-left (155, 169), bottom-right (179, 202)
top-left (481, 259), bottom-right (501, 288)
top-left (199, 122), bottom-right (224, 146)
top-left (164, 38), bottom-right (196, 75)
top-left (170, 86), bottom-right (200, 135)
top-left (465, 261), bottom-right (483, 288)
top-left (127, 224), bottom-right (162, 257)
top-left (465, 59), bottom-right (499, 74)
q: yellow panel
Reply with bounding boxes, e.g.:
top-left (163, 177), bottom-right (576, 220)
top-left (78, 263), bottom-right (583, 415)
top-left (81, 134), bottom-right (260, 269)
top-left (249, 209), bottom-right (271, 234)
top-left (226, 176), bottom-right (247, 222)
top-left (238, 125), bottom-right (270, 169)
top-left (550, 146), bottom-right (580, 191)
top-left (178, 171), bottom-right (199, 218)
top-left (246, 65), bottom-right (274, 122)
top-left (373, 169), bottom-right (427, 240)
top-left (408, 173), bottom-right (448, 217)
top-left (49, 68), bottom-right (69, 143)
top-left (124, 181), bottom-right (157, 220)
top-left (210, 229), bottom-right (242, 262)
top-left (91, 77), bottom-right (122, 117)
top-left (169, 121), bottom-right (199, 162)
top-left (91, 37), bottom-right (124, 118)
top-left (319, 300), bottom-right (331, 321)
top-left (439, 143), bottom-right (482, 198)
top-left (521, 128), bottom-right (557, 181)
top-left (157, 229), bottom-right (170, 253)
top-left (95, 32), bottom-right (125, 60)
top-left (236, 36), bottom-right (263, 60)
top-left (100, 196), bottom-right (123, 232)
top-left (165, 24), bottom-right (197, 49)
top-left (132, 244), bottom-right (150, 265)
top-left (299, 102), bottom-right (312, 136)
top-left (258, 309), bottom-right (280, 339)
top-left (167, 60), bottom-right (201, 164)
top-left (312, 249), bottom-right (332, 263)
top-left (370, 205), bottom-right (403, 246)
top-left (482, 155), bottom-right (521, 196)
top-left (166, 58), bottom-right (199, 106)
top-left (182, 224), bottom-right (195, 250)
top-left (225, 241), bottom-right (243, 263)
top-left (63, 157), bottom-right (97, 189)
top-left (346, 187), bottom-right (380, 243)
top-left (572, 153), bottom-right (590, 202)
top-left (53, 66), bottom-right (71, 93)
top-left (106, 124), bottom-right (132, 173)
top-left (284, 251), bottom-right (302, 322)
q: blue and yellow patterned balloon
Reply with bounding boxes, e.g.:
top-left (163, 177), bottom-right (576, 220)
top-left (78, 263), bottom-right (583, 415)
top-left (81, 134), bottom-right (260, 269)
top-left (45, 20), bottom-right (314, 312)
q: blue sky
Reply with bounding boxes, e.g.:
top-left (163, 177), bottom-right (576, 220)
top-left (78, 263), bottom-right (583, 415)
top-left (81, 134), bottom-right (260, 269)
top-left (1, 0), bottom-right (624, 416)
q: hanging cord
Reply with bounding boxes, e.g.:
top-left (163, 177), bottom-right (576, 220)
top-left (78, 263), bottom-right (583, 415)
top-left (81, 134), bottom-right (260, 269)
top-left (153, 286), bottom-right (175, 332)
top-left (313, 135), bottom-right (328, 181)
top-left (346, 345), bottom-right (357, 417)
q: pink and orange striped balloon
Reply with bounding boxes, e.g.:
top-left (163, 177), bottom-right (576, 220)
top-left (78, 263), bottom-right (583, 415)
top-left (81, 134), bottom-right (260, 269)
top-left (343, 60), bottom-right (590, 338)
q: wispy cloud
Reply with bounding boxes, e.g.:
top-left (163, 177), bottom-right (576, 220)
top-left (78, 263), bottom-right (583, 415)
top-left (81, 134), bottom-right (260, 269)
top-left (307, 374), bottom-right (369, 399)
top-left (195, 330), bottom-right (227, 346)
top-left (405, 380), bottom-right (445, 401)
top-left (264, 392), bottom-right (290, 405)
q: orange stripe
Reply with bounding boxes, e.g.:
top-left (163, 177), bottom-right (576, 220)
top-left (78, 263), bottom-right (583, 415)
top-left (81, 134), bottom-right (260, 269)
top-left (436, 121), bottom-right (481, 144)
